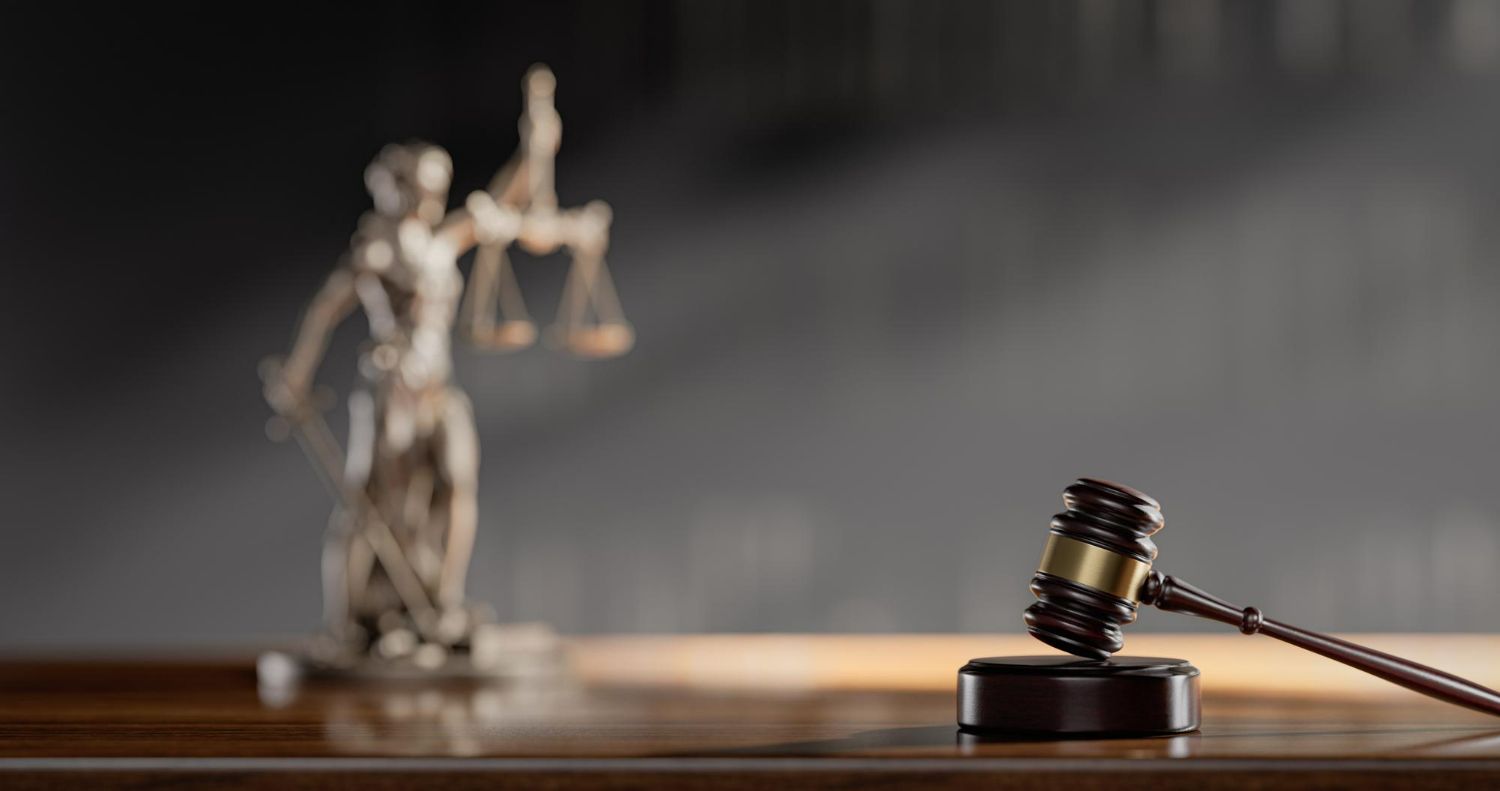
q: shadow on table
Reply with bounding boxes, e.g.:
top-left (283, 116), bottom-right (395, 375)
top-left (693, 725), bottom-right (1201, 758)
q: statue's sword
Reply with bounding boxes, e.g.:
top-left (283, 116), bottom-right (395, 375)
top-left (261, 363), bottom-right (440, 639)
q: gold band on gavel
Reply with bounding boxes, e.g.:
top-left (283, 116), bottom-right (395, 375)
top-left (1036, 534), bottom-right (1151, 602)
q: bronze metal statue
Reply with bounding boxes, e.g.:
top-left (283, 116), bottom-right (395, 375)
top-left (260, 65), bottom-right (630, 678)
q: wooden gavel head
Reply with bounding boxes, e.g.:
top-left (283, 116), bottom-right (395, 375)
top-left (1022, 478), bottom-right (1164, 660)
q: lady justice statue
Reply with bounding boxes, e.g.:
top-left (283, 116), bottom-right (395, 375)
top-left (260, 65), bottom-right (630, 679)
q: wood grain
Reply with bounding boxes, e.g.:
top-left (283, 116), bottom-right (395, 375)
top-left (4, 635), bottom-right (1500, 789)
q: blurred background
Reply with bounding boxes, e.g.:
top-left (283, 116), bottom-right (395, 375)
top-left (3, 0), bottom-right (1500, 648)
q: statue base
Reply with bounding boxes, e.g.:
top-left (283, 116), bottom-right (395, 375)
top-left (257, 621), bottom-right (566, 690)
top-left (957, 655), bottom-right (1200, 736)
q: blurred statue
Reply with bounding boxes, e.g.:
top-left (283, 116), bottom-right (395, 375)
top-left (261, 65), bottom-right (631, 678)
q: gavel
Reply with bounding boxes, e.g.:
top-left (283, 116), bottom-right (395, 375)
top-left (1023, 477), bottom-right (1500, 717)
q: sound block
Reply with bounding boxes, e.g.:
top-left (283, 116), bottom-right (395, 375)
top-left (957, 655), bottom-right (1200, 736)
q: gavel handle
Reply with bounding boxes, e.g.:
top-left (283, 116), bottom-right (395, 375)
top-left (1141, 572), bottom-right (1500, 717)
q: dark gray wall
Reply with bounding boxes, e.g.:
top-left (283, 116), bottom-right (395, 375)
top-left (4, 1), bottom-right (1500, 647)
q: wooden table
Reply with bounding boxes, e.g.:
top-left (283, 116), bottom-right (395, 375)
top-left (5, 634), bottom-right (1500, 788)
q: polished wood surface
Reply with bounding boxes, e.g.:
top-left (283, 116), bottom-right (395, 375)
top-left (5, 635), bottom-right (1500, 789)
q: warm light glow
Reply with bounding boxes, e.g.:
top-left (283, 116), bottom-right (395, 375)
top-left (568, 633), bottom-right (1500, 699)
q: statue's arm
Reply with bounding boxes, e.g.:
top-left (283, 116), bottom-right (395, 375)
top-left (265, 263), bottom-right (359, 415)
top-left (432, 71), bottom-right (558, 254)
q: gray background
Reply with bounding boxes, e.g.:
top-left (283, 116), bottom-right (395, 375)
top-left (4, 1), bottom-right (1500, 647)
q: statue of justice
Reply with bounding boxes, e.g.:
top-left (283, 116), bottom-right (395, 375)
top-left (261, 65), bottom-right (630, 676)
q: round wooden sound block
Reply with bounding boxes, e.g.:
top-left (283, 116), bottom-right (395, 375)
top-left (957, 655), bottom-right (1200, 736)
